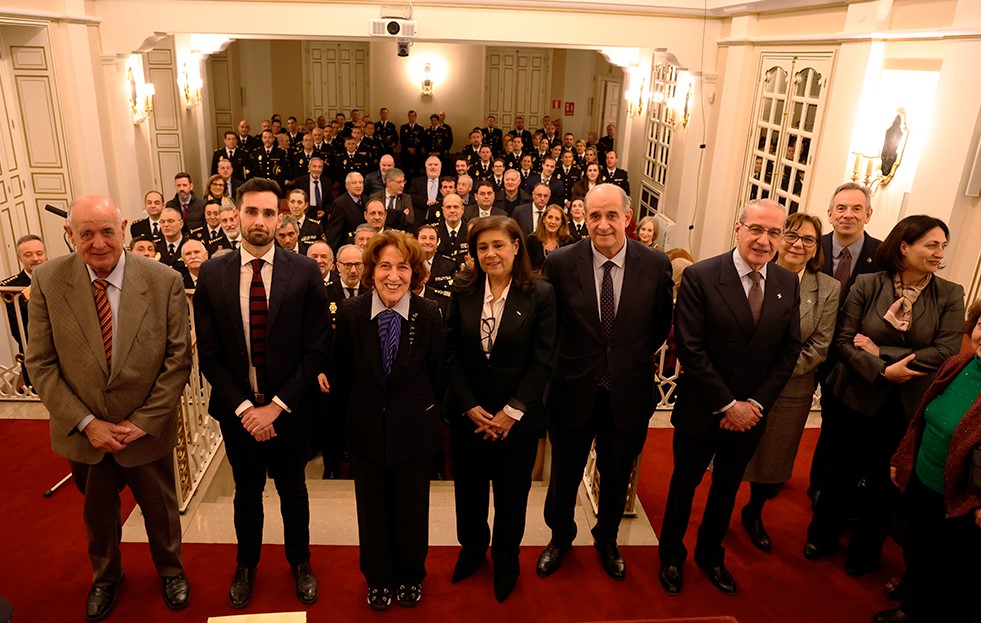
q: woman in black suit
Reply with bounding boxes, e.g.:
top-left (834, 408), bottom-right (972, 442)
top-left (525, 204), bottom-right (573, 271)
top-left (333, 230), bottom-right (445, 611)
top-left (444, 215), bottom-right (557, 602)
top-left (806, 215), bottom-right (965, 576)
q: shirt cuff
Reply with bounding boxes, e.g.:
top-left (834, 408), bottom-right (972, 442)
top-left (502, 404), bottom-right (524, 421)
top-left (272, 396), bottom-right (291, 413)
top-left (747, 398), bottom-right (763, 412)
top-left (714, 400), bottom-right (736, 415)
top-left (234, 401), bottom-right (254, 418)
top-left (77, 414), bottom-right (96, 432)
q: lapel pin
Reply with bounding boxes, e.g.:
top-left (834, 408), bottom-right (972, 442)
top-left (516, 310), bottom-right (522, 316)
top-left (866, 257), bottom-right (872, 263)
top-left (777, 293), bottom-right (783, 300)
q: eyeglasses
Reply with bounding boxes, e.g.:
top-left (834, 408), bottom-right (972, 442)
top-left (337, 261), bottom-right (364, 270)
top-left (480, 316), bottom-right (496, 352)
top-left (741, 224), bottom-right (783, 240)
top-left (783, 231), bottom-right (818, 248)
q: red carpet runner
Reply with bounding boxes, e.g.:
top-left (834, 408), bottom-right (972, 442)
top-left (0, 419), bottom-right (901, 622)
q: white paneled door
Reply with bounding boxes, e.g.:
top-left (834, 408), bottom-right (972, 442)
top-left (486, 47), bottom-right (551, 131)
top-left (303, 42), bottom-right (369, 121)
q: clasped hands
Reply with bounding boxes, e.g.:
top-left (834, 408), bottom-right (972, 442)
top-left (83, 418), bottom-right (147, 453)
top-left (466, 406), bottom-right (515, 441)
top-left (241, 404), bottom-right (283, 442)
top-left (719, 400), bottom-right (761, 432)
top-left (854, 334), bottom-right (927, 384)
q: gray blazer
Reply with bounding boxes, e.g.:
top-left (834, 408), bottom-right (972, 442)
top-left (826, 271), bottom-right (964, 417)
top-left (781, 269), bottom-right (840, 396)
top-left (26, 252), bottom-right (191, 467)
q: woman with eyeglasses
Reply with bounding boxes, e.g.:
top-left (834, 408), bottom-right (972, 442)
top-left (205, 174), bottom-right (236, 211)
top-left (806, 215), bottom-right (965, 577)
top-left (444, 216), bottom-right (557, 602)
top-left (738, 212), bottom-right (840, 552)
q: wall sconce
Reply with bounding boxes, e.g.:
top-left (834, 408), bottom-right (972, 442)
top-left (181, 63), bottom-right (203, 109)
top-left (666, 71), bottom-right (694, 129)
top-left (850, 108), bottom-right (909, 192)
top-left (625, 78), bottom-right (647, 118)
top-left (421, 63), bottom-right (433, 96)
top-left (126, 65), bottom-right (155, 125)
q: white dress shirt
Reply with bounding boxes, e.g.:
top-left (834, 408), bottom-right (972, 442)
top-left (481, 278), bottom-right (523, 421)
top-left (591, 240), bottom-right (626, 318)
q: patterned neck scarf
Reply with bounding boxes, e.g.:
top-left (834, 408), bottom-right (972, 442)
top-left (883, 272), bottom-right (931, 332)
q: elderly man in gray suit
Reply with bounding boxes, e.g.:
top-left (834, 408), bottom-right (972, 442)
top-left (27, 194), bottom-right (192, 622)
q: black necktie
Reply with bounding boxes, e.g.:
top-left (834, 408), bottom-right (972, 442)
top-left (449, 230), bottom-right (457, 244)
top-left (388, 195), bottom-right (396, 211)
top-left (248, 259), bottom-right (268, 395)
top-left (168, 243), bottom-right (175, 256)
top-left (314, 180), bottom-right (321, 207)
top-left (599, 261), bottom-right (615, 389)
top-left (345, 287), bottom-right (355, 298)
top-left (152, 222), bottom-right (160, 238)
top-left (210, 229), bottom-right (219, 241)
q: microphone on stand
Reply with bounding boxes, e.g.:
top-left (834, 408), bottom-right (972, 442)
top-left (43, 204), bottom-right (74, 252)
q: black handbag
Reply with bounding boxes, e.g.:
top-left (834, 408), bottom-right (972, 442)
top-left (970, 447), bottom-right (981, 494)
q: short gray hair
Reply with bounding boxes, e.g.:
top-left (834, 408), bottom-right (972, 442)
top-left (828, 182), bottom-right (872, 213)
top-left (345, 171), bottom-right (364, 185)
top-left (337, 243), bottom-right (362, 259)
top-left (384, 168), bottom-right (405, 183)
top-left (278, 215), bottom-right (298, 231)
top-left (737, 198), bottom-right (785, 224)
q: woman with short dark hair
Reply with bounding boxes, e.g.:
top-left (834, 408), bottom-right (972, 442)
top-left (444, 216), bottom-right (557, 602)
top-left (806, 215), bottom-right (965, 576)
top-left (333, 230), bottom-right (445, 610)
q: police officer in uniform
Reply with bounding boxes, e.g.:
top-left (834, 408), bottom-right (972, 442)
top-left (211, 131), bottom-right (249, 180)
top-left (334, 135), bottom-right (370, 181)
top-left (248, 130), bottom-right (288, 189)
top-left (399, 110), bottom-right (426, 179)
top-left (481, 115), bottom-right (505, 157)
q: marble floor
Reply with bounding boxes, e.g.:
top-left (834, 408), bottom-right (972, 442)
top-left (4, 399), bottom-right (822, 551)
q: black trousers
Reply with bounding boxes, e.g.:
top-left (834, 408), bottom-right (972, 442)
top-left (808, 382), bottom-right (838, 493)
top-left (900, 474), bottom-right (981, 622)
top-left (544, 388), bottom-right (648, 546)
top-left (807, 390), bottom-right (907, 565)
top-left (452, 421), bottom-right (539, 577)
top-left (220, 417), bottom-right (311, 568)
top-left (352, 454), bottom-right (432, 587)
top-left (658, 429), bottom-right (760, 567)
top-left (70, 453), bottom-right (183, 583)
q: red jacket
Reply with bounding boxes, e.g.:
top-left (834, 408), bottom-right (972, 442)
top-left (891, 353), bottom-right (981, 518)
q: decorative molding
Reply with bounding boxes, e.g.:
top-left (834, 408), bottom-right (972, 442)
top-left (718, 28), bottom-right (981, 47)
top-left (10, 46), bottom-right (47, 71)
top-left (14, 76), bottom-right (63, 168)
top-left (0, 9), bottom-right (101, 26)
top-left (147, 48), bottom-right (174, 66)
top-left (32, 172), bottom-right (66, 194)
top-left (156, 133), bottom-right (181, 149)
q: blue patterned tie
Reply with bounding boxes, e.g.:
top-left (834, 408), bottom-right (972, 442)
top-left (378, 309), bottom-right (401, 376)
top-left (599, 260), bottom-right (615, 389)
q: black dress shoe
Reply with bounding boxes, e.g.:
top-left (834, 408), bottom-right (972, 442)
top-left (229, 566), bottom-right (256, 609)
top-left (699, 562), bottom-right (737, 595)
top-left (367, 587), bottom-right (391, 611)
top-left (162, 573), bottom-right (189, 611)
top-left (395, 583), bottom-right (421, 607)
top-left (803, 542), bottom-right (830, 561)
top-left (86, 573), bottom-right (124, 622)
top-left (536, 541), bottom-right (570, 577)
top-left (873, 607), bottom-right (911, 623)
top-left (451, 549), bottom-right (485, 583)
top-left (594, 541), bottom-right (626, 580)
top-left (659, 564), bottom-right (682, 596)
top-left (493, 571), bottom-right (518, 603)
top-left (292, 562), bottom-right (318, 604)
top-left (741, 511), bottom-right (772, 552)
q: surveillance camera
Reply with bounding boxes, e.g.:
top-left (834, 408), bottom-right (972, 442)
top-left (396, 39), bottom-right (410, 57)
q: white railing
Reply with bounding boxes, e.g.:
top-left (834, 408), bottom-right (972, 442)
top-left (0, 287), bottom-right (222, 513)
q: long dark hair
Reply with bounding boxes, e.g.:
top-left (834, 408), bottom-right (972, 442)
top-left (876, 214), bottom-right (949, 275)
top-left (454, 215), bottom-right (536, 296)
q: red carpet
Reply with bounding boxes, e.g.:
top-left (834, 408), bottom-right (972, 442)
top-left (0, 420), bottom-right (901, 622)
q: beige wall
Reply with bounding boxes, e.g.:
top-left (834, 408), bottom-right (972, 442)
top-left (270, 40), bottom-right (304, 121)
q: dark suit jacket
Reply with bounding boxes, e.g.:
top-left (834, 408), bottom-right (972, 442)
top-left (296, 217), bottom-right (326, 255)
top-left (211, 148), bottom-right (248, 179)
top-left (166, 194), bottom-right (206, 231)
top-left (511, 203), bottom-right (543, 237)
top-left (825, 271), bottom-right (964, 418)
top-left (407, 176), bottom-right (442, 224)
top-left (2, 270), bottom-right (30, 352)
top-left (363, 170), bottom-right (386, 197)
top-left (444, 280), bottom-right (557, 436)
top-left (524, 174), bottom-right (565, 205)
top-left (422, 285), bottom-right (450, 319)
top-left (368, 190), bottom-right (413, 231)
top-left (193, 247), bottom-right (329, 427)
top-left (333, 293), bottom-right (444, 465)
top-left (130, 217), bottom-right (163, 245)
top-left (494, 189), bottom-right (530, 216)
top-left (293, 174), bottom-right (334, 216)
top-left (671, 251), bottom-right (802, 440)
top-left (820, 232), bottom-right (882, 308)
top-left (543, 239), bottom-right (674, 432)
top-left (599, 168), bottom-right (630, 195)
top-left (463, 205), bottom-right (506, 222)
top-left (325, 193), bottom-right (365, 252)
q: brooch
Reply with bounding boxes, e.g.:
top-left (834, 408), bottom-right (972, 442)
top-left (408, 311), bottom-right (419, 351)
top-left (329, 302), bottom-right (337, 314)
top-left (777, 293), bottom-right (783, 299)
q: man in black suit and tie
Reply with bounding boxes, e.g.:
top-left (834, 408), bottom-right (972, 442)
top-left (154, 207), bottom-right (188, 271)
top-left (494, 170), bottom-right (530, 217)
top-left (325, 172), bottom-right (366, 253)
top-left (363, 154), bottom-right (395, 197)
top-left (130, 190), bottom-right (167, 245)
top-left (368, 167), bottom-right (414, 231)
top-left (193, 177), bottom-right (329, 609)
top-left (481, 115), bottom-right (504, 156)
top-left (808, 182), bottom-right (882, 499)
top-left (165, 173), bottom-right (206, 232)
top-left (217, 160), bottom-right (244, 201)
top-left (212, 131), bottom-right (248, 180)
top-left (375, 107), bottom-right (399, 156)
top-left (399, 110), bottom-right (425, 178)
top-left (293, 157), bottom-right (333, 220)
top-left (537, 184), bottom-right (674, 581)
top-left (465, 180), bottom-right (506, 222)
top-left (407, 156), bottom-right (444, 226)
top-left (525, 157), bottom-right (565, 206)
top-left (236, 119), bottom-right (262, 155)
top-left (511, 183), bottom-right (552, 237)
top-left (332, 244), bottom-right (367, 299)
top-left (510, 116), bottom-right (533, 152)
top-left (658, 199), bottom-right (801, 596)
top-left (190, 201), bottom-right (227, 249)
top-left (599, 151), bottom-right (630, 196)
top-left (435, 193), bottom-right (467, 265)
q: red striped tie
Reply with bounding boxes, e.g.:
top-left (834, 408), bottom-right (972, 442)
top-left (93, 279), bottom-right (112, 371)
top-left (248, 259), bottom-right (268, 394)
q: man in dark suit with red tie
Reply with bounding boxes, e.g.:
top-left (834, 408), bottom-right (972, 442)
top-left (165, 172), bottom-right (205, 232)
top-left (536, 184), bottom-right (674, 582)
top-left (658, 199), bottom-right (801, 596)
top-left (193, 177), bottom-right (330, 609)
top-left (325, 172), bottom-right (367, 253)
top-left (808, 182), bottom-right (882, 500)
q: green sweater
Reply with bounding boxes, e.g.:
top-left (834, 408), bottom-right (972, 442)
top-left (915, 356), bottom-right (981, 494)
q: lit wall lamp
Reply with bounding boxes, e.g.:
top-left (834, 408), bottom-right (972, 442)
top-left (666, 71), bottom-right (694, 129)
top-left (181, 63), bottom-right (203, 109)
top-left (421, 63), bottom-right (433, 96)
top-left (126, 65), bottom-right (155, 125)
top-left (625, 78), bottom-right (648, 118)
top-left (850, 109), bottom-right (908, 192)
